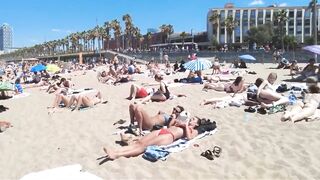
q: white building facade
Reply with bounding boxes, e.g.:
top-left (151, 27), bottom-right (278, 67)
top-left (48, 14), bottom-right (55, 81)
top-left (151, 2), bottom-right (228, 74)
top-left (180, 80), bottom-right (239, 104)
top-left (0, 23), bottom-right (13, 51)
top-left (207, 5), bottom-right (320, 44)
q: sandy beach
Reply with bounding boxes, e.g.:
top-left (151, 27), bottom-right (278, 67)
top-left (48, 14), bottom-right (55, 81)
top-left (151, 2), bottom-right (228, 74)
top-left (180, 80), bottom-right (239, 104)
top-left (1, 63), bottom-right (320, 180)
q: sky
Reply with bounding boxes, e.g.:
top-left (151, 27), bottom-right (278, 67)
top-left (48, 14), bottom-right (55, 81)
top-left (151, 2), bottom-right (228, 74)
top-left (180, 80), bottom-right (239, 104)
top-left (0, 0), bottom-right (311, 48)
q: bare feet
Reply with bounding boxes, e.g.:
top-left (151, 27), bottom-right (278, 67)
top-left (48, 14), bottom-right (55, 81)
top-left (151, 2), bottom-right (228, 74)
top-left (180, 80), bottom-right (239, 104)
top-left (103, 147), bottom-right (117, 160)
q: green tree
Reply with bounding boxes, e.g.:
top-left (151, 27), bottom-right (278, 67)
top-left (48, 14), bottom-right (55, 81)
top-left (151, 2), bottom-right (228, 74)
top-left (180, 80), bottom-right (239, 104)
top-left (180, 31), bottom-right (187, 48)
top-left (209, 11), bottom-right (220, 41)
top-left (273, 9), bottom-right (288, 50)
top-left (224, 15), bottom-right (237, 44)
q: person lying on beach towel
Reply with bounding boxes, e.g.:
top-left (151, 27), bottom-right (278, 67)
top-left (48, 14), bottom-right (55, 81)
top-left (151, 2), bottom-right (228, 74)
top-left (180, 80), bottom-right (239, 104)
top-left (203, 76), bottom-right (247, 96)
top-left (126, 84), bottom-right (155, 101)
top-left (281, 77), bottom-right (320, 123)
top-left (256, 73), bottom-right (289, 108)
top-left (103, 116), bottom-right (216, 160)
top-left (46, 77), bottom-right (73, 94)
top-left (200, 94), bottom-right (246, 108)
top-left (129, 104), bottom-right (185, 135)
top-left (48, 90), bottom-right (106, 113)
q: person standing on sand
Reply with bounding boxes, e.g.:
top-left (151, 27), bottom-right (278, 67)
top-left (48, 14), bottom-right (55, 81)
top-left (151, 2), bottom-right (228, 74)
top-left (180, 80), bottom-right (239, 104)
top-left (113, 54), bottom-right (119, 71)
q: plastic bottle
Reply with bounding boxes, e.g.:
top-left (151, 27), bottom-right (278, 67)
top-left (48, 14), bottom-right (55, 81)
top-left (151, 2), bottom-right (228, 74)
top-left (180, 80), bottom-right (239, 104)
top-left (288, 90), bottom-right (297, 105)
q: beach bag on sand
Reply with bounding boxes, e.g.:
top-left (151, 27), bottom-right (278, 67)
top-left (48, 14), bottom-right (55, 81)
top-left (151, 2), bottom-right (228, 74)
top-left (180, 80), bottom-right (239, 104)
top-left (142, 145), bottom-right (170, 162)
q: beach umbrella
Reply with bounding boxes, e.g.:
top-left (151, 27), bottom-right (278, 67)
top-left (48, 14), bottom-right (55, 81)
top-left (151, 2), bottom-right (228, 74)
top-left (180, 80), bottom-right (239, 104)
top-left (302, 45), bottom-right (320, 55)
top-left (183, 58), bottom-right (212, 72)
top-left (30, 64), bottom-right (47, 73)
top-left (239, 55), bottom-right (256, 61)
top-left (0, 82), bottom-right (14, 91)
top-left (46, 64), bottom-right (60, 73)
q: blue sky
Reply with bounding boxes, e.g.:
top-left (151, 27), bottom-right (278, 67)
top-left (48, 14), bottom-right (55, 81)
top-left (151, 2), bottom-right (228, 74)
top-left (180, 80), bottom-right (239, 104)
top-left (0, 0), bottom-right (310, 47)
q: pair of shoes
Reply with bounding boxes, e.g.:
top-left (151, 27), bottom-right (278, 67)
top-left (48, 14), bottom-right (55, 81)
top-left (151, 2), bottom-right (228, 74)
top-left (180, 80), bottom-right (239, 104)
top-left (244, 106), bottom-right (256, 113)
top-left (201, 146), bottom-right (222, 160)
top-left (201, 150), bottom-right (214, 160)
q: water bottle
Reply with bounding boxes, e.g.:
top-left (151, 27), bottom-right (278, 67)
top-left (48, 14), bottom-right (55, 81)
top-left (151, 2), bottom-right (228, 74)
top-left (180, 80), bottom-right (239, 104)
top-left (288, 90), bottom-right (297, 105)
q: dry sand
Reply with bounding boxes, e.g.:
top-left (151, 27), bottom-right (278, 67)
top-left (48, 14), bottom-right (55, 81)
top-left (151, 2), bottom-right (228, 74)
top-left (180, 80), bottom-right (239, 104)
top-left (0, 63), bottom-right (320, 180)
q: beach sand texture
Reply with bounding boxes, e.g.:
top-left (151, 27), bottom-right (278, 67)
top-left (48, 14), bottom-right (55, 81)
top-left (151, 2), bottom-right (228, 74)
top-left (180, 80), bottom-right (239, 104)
top-left (0, 63), bottom-right (320, 180)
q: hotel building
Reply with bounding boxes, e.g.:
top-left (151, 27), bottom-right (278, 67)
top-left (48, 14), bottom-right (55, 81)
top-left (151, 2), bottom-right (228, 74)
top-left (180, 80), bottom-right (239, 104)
top-left (207, 3), bottom-right (320, 44)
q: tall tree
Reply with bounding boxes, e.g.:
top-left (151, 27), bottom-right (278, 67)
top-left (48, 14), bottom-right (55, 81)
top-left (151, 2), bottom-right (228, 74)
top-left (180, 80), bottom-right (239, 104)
top-left (122, 14), bottom-right (133, 49)
top-left (209, 11), bottom-right (220, 43)
top-left (309, 0), bottom-right (318, 45)
top-left (180, 31), bottom-right (187, 48)
top-left (224, 15), bottom-right (237, 44)
top-left (274, 9), bottom-right (288, 51)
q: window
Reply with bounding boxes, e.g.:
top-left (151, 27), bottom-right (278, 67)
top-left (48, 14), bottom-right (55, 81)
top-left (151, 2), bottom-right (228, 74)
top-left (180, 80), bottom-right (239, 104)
top-left (220, 28), bottom-right (225, 35)
top-left (289, 20), bottom-right (294, 26)
top-left (235, 10), bottom-right (240, 19)
top-left (305, 9), bottom-right (310, 18)
top-left (297, 20), bottom-right (302, 26)
top-left (297, 26), bottom-right (302, 34)
top-left (289, 11), bottom-right (294, 18)
top-left (305, 19), bottom-right (310, 26)
top-left (250, 10), bottom-right (256, 18)
top-left (297, 10), bottom-right (302, 18)
top-left (266, 10), bottom-right (271, 18)
top-left (258, 10), bottom-right (263, 18)
top-left (305, 27), bottom-right (310, 34)
top-left (228, 10), bottom-right (233, 16)
top-left (243, 10), bottom-right (248, 19)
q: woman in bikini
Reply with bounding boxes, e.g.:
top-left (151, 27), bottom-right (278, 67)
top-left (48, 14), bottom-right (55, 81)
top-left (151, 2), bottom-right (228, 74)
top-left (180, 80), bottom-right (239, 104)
top-left (129, 104), bottom-right (184, 134)
top-left (103, 117), bottom-right (216, 160)
top-left (203, 76), bottom-right (246, 95)
top-left (127, 84), bottom-right (154, 101)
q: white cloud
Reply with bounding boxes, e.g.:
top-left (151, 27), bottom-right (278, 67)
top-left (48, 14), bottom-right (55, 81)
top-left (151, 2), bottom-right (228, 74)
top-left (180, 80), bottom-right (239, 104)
top-left (51, 29), bottom-right (61, 32)
top-left (249, 0), bottom-right (264, 6)
top-left (278, 3), bottom-right (287, 7)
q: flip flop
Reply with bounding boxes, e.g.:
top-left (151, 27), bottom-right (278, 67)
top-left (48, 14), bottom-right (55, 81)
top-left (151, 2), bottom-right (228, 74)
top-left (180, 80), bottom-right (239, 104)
top-left (201, 150), bottom-right (214, 160)
top-left (212, 146), bottom-right (222, 158)
top-left (102, 100), bottom-right (108, 104)
top-left (113, 119), bottom-right (126, 125)
top-left (244, 106), bottom-right (256, 113)
top-left (257, 107), bottom-right (267, 115)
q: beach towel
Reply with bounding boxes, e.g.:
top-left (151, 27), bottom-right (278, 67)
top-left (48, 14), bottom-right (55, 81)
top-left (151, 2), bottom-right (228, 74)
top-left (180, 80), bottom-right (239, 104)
top-left (142, 129), bottom-right (217, 161)
top-left (20, 164), bottom-right (102, 180)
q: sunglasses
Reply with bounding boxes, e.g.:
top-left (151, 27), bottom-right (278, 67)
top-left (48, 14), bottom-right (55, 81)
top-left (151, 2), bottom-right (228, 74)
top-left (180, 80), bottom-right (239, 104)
top-left (173, 107), bottom-right (182, 114)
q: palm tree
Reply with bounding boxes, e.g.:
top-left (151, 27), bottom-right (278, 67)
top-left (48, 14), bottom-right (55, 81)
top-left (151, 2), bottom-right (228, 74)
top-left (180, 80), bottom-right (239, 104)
top-left (122, 14), bottom-right (133, 49)
top-left (224, 15), bottom-right (237, 44)
top-left (146, 32), bottom-right (152, 49)
top-left (180, 31), bottom-right (187, 48)
top-left (110, 19), bottom-right (122, 50)
top-left (103, 21), bottom-right (111, 49)
top-left (274, 9), bottom-right (288, 51)
top-left (209, 11), bottom-right (220, 43)
top-left (159, 24), bottom-right (174, 43)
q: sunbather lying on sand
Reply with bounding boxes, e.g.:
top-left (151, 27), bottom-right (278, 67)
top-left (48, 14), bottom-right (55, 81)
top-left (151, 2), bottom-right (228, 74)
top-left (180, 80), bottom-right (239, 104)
top-left (129, 103), bottom-right (185, 134)
top-left (281, 77), bottom-right (320, 122)
top-left (203, 76), bottom-right (247, 96)
top-left (48, 90), bottom-right (105, 113)
top-left (103, 117), bottom-right (216, 160)
top-left (127, 84), bottom-right (155, 101)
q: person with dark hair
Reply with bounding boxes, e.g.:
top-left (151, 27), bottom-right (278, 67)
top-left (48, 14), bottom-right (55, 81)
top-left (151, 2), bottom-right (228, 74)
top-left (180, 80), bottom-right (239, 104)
top-left (129, 104), bottom-right (185, 134)
top-left (203, 76), bottom-right (247, 95)
top-left (103, 116), bottom-right (216, 160)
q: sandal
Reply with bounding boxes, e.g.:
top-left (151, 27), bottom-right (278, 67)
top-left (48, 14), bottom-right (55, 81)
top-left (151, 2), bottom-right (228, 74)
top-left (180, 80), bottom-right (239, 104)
top-left (244, 106), bottom-right (256, 113)
top-left (257, 107), bottom-right (267, 115)
top-left (212, 146), bottom-right (222, 158)
top-left (201, 150), bottom-right (214, 160)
